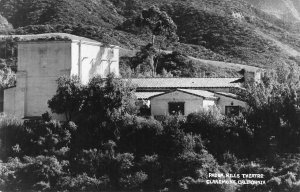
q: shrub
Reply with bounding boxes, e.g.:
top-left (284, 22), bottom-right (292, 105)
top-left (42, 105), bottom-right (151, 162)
top-left (70, 146), bottom-right (145, 190)
top-left (0, 157), bottom-right (24, 191)
top-left (120, 171), bottom-right (148, 190)
top-left (19, 119), bottom-right (75, 157)
top-left (118, 115), bottom-right (163, 156)
top-left (0, 156), bottom-right (68, 191)
top-left (139, 154), bottom-right (162, 190)
top-left (56, 173), bottom-right (108, 191)
top-left (0, 115), bottom-right (24, 160)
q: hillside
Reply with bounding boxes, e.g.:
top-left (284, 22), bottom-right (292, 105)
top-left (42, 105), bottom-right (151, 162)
top-left (0, 0), bottom-right (300, 77)
top-left (245, 0), bottom-right (300, 23)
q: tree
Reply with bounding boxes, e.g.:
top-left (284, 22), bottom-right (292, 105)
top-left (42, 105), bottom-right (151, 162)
top-left (244, 65), bottom-right (300, 154)
top-left (82, 73), bottom-right (138, 122)
top-left (136, 5), bottom-right (178, 45)
top-left (135, 5), bottom-right (178, 76)
top-left (49, 74), bottom-right (137, 122)
top-left (48, 74), bottom-right (138, 149)
top-left (48, 76), bottom-right (86, 121)
top-left (132, 43), bottom-right (158, 76)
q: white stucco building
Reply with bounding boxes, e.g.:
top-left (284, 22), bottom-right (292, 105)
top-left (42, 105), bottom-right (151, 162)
top-left (132, 78), bottom-right (247, 116)
top-left (3, 33), bottom-right (119, 118)
top-left (149, 89), bottom-right (218, 116)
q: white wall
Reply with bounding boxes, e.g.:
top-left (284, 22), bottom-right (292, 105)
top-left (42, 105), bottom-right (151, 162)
top-left (4, 87), bottom-right (16, 115)
top-left (72, 42), bottom-right (119, 84)
top-left (215, 94), bottom-right (246, 115)
top-left (203, 100), bottom-right (216, 110)
top-left (17, 41), bottom-right (73, 117)
top-left (151, 91), bottom-right (216, 116)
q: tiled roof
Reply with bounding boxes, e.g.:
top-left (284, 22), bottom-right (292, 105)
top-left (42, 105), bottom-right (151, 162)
top-left (178, 89), bottom-right (218, 100)
top-left (148, 89), bottom-right (218, 100)
top-left (215, 92), bottom-right (244, 101)
top-left (130, 78), bottom-right (241, 89)
top-left (135, 92), bottom-right (165, 99)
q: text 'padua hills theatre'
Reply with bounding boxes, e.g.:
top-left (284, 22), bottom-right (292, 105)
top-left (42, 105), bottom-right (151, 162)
top-left (0, 33), bottom-right (264, 119)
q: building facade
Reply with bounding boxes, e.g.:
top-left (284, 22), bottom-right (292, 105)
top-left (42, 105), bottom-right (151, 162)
top-left (132, 78), bottom-right (247, 116)
top-left (149, 89), bottom-right (218, 116)
top-left (3, 33), bottom-right (119, 118)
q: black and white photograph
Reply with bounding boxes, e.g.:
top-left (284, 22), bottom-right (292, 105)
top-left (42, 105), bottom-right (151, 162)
top-left (0, 0), bottom-right (300, 191)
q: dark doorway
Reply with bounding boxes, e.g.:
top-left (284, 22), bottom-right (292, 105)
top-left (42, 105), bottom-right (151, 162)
top-left (169, 102), bottom-right (184, 115)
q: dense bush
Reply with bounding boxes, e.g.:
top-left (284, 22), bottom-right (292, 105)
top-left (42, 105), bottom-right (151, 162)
top-left (118, 115), bottom-right (163, 156)
top-left (56, 173), bottom-right (106, 191)
top-left (0, 117), bottom-right (76, 160)
top-left (183, 110), bottom-right (254, 159)
top-left (0, 115), bottom-right (24, 160)
top-left (0, 156), bottom-right (68, 191)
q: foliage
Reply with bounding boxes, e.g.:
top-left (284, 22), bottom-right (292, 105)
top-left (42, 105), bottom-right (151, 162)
top-left (71, 147), bottom-right (147, 190)
top-left (0, 0), bottom-right (124, 28)
top-left (0, 114), bottom-right (76, 160)
top-left (121, 49), bottom-right (239, 78)
top-left (244, 65), bottom-right (300, 154)
top-left (48, 74), bottom-right (139, 151)
top-left (135, 5), bottom-right (178, 45)
top-left (183, 110), bottom-right (255, 159)
top-left (48, 74), bottom-right (137, 123)
top-left (19, 119), bottom-right (75, 157)
top-left (57, 173), bottom-right (107, 191)
top-left (0, 156), bottom-right (68, 191)
top-left (48, 75), bottom-right (85, 121)
top-left (118, 115), bottom-right (163, 157)
top-left (0, 67), bottom-right (16, 88)
top-left (1, 0), bottom-right (300, 72)
top-left (0, 115), bottom-right (24, 160)
top-left (132, 5), bottom-right (178, 76)
top-left (83, 74), bottom-right (138, 122)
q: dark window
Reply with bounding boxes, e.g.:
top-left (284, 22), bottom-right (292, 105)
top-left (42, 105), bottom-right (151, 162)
top-left (169, 102), bottom-right (184, 115)
top-left (225, 106), bottom-right (240, 116)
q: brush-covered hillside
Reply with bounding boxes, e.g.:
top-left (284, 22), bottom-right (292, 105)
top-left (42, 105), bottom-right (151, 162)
top-left (0, 0), bottom-right (300, 77)
top-left (245, 0), bottom-right (300, 23)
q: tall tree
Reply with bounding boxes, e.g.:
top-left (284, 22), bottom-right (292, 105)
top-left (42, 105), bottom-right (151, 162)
top-left (83, 73), bottom-right (138, 122)
top-left (135, 5), bottom-right (178, 76)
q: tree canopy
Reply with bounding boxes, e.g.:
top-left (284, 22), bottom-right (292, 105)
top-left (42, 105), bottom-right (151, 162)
top-left (48, 74), bottom-right (137, 122)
